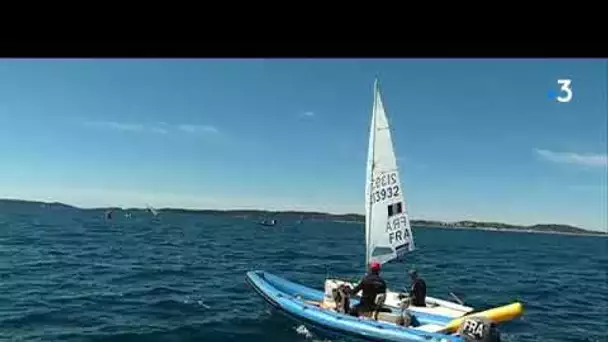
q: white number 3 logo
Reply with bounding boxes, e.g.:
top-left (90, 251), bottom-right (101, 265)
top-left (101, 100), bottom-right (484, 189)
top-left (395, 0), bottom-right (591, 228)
top-left (556, 79), bottom-right (573, 103)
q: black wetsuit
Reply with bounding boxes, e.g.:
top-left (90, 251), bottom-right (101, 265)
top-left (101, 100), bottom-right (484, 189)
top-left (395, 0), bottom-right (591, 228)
top-left (349, 272), bottom-right (387, 316)
top-left (410, 277), bottom-right (427, 307)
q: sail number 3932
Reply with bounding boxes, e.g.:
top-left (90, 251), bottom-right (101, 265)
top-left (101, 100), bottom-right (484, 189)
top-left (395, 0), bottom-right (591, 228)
top-left (371, 172), bottom-right (400, 203)
top-left (372, 186), bottom-right (400, 203)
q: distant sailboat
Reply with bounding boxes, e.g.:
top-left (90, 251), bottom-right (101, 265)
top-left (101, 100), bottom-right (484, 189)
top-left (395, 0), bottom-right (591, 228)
top-left (147, 204), bottom-right (159, 217)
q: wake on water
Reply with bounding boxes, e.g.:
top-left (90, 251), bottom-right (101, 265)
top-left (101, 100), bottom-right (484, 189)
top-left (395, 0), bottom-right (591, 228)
top-left (295, 324), bottom-right (335, 342)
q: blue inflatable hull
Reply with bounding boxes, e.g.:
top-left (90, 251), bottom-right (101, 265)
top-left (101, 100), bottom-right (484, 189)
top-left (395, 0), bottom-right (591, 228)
top-left (246, 270), bottom-right (467, 342)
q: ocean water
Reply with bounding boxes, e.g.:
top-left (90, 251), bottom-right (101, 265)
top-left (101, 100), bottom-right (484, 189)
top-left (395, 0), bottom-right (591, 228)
top-left (0, 205), bottom-right (607, 342)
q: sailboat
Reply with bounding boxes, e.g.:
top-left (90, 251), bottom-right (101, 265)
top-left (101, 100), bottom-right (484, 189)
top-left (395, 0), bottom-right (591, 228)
top-left (146, 204), bottom-right (159, 217)
top-left (324, 79), bottom-right (473, 317)
top-left (245, 79), bottom-right (523, 342)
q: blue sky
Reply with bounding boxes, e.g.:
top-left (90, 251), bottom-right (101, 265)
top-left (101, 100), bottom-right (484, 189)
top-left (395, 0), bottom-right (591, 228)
top-left (0, 59), bottom-right (606, 231)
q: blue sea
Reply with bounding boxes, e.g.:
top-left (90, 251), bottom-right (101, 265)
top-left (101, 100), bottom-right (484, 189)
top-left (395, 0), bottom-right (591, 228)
top-left (0, 203), bottom-right (606, 342)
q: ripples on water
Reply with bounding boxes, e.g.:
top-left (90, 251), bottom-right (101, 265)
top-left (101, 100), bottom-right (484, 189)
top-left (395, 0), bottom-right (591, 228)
top-left (0, 207), bottom-right (606, 342)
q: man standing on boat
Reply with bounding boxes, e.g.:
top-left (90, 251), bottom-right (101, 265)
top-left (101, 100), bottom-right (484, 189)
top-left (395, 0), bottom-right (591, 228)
top-left (408, 269), bottom-right (427, 307)
top-left (347, 261), bottom-right (387, 316)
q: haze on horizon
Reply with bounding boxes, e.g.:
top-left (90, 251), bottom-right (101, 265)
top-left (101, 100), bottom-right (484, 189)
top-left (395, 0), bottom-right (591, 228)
top-left (0, 59), bottom-right (606, 232)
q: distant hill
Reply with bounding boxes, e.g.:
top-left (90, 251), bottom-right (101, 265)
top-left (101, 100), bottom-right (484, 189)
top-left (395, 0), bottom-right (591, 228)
top-left (411, 219), bottom-right (603, 235)
top-left (0, 198), bottom-right (605, 236)
top-left (0, 198), bottom-right (78, 210)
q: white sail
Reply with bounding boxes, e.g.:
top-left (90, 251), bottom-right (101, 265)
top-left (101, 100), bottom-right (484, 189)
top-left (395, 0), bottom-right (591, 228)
top-left (365, 79), bottom-right (414, 266)
top-left (147, 204), bottom-right (158, 217)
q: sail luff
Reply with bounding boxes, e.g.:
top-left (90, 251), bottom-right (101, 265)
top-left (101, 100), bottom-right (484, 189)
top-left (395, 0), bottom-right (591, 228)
top-left (365, 78), bottom-right (379, 266)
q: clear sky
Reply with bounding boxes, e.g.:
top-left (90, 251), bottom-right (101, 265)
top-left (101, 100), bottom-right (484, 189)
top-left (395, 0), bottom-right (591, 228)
top-left (0, 59), bottom-right (606, 231)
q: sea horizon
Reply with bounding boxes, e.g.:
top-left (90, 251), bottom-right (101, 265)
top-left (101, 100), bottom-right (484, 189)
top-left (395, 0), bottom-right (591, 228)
top-left (2, 196), bottom-right (605, 235)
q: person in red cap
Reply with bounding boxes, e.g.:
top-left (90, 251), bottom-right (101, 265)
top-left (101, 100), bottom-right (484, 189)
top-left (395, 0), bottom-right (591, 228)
top-left (347, 260), bottom-right (387, 317)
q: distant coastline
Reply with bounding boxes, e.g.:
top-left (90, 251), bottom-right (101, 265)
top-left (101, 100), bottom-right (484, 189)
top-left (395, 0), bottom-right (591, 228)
top-left (1, 198), bottom-right (605, 236)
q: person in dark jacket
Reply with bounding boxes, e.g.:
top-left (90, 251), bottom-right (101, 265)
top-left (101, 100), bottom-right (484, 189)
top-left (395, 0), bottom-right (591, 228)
top-left (409, 269), bottom-right (427, 307)
top-left (348, 261), bottom-right (387, 316)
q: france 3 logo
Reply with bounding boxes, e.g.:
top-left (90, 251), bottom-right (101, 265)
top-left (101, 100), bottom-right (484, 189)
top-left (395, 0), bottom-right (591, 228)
top-left (549, 79), bottom-right (573, 103)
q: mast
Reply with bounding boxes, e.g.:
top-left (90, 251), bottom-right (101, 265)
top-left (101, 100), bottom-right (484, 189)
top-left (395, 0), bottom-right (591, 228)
top-left (365, 78), bottom-right (379, 267)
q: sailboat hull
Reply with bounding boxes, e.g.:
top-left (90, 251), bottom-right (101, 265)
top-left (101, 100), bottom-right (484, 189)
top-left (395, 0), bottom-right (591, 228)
top-left (245, 270), bottom-right (467, 342)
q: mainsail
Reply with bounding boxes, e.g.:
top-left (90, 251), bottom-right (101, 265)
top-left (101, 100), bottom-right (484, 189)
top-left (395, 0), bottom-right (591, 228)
top-left (365, 79), bottom-right (415, 266)
top-left (147, 204), bottom-right (158, 217)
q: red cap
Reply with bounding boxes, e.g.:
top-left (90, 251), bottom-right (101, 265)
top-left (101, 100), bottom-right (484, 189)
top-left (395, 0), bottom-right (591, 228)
top-left (370, 261), bottom-right (381, 271)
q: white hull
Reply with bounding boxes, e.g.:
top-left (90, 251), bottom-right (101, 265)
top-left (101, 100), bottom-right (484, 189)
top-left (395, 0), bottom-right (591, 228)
top-left (325, 278), bottom-right (474, 319)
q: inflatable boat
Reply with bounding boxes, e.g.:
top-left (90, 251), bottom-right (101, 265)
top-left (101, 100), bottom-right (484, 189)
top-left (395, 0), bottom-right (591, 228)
top-left (246, 80), bottom-right (524, 341)
top-left (246, 270), bottom-right (523, 342)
